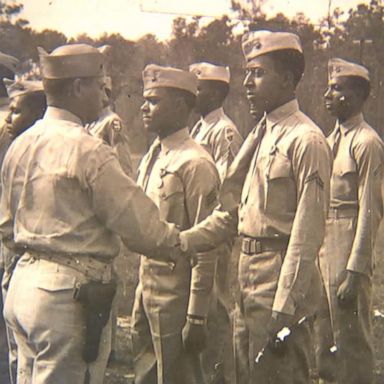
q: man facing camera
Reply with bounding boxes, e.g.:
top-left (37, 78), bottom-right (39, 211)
top-left (131, 64), bottom-right (220, 384)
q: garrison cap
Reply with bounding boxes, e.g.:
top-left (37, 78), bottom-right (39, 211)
top-left (242, 30), bottom-right (303, 64)
top-left (142, 64), bottom-right (197, 95)
top-left (0, 51), bottom-right (19, 73)
top-left (328, 58), bottom-right (370, 82)
top-left (4, 79), bottom-right (43, 99)
top-left (38, 44), bottom-right (105, 79)
top-left (189, 62), bottom-right (230, 83)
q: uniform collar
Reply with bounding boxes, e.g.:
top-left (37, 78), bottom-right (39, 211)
top-left (160, 127), bottom-right (189, 154)
top-left (266, 99), bottom-right (299, 131)
top-left (338, 113), bottom-right (364, 135)
top-left (44, 106), bottom-right (83, 126)
top-left (201, 107), bottom-right (224, 125)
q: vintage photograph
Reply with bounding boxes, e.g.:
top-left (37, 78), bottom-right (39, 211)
top-left (0, 0), bottom-right (383, 383)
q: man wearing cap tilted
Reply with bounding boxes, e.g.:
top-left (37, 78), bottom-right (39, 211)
top-left (317, 58), bottom-right (383, 384)
top-left (179, 30), bottom-right (332, 383)
top-left (189, 61), bottom-right (243, 383)
top-left (0, 44), bottom-right (181, 384)
top-left (131, 64), bottom-right (220, 384)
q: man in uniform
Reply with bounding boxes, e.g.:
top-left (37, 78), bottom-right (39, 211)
top-left (0, 51), bottom-right (19, 384)
top-left (0, 44), bottom-right (181, 384)
top-left (317, 58), bottom-right (384, 384)
top-left (179, 30), bottom-right (332, 384)
top-left (189, 62), bottom-right (243, 383)
top-left (131, 64), bottom-right (220, 384)
top-left (0, 78), bottom-right (47, 384)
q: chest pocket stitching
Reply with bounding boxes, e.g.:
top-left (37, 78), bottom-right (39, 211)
top-left (335, 156), bottom-right (357, 176)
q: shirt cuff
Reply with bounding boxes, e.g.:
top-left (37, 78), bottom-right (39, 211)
top-left (272, 293), bottom-right (296, 316)
top-left (187, 291), bottom-right (211, 318)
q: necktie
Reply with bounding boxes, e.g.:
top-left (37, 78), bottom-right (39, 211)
top-left (191, 120), bottom-right (202, 139)
top-left (220, 114), bottom-right (267, 211)
top-left (332, 124), bottom-right (341, 158)
top-left (142, 140), bottom-right (161, 191)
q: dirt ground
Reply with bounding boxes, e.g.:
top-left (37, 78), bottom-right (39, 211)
top-left (105, 222), bottom-right (384, 384)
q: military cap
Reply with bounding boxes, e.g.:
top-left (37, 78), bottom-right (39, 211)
top-left (328, 58), bottom-right (370, 82)
top-left (189, 62), bottom-right (230, 83)
top-left (142, 64), bottom-right (197, 95)
top-left (4, 79), bottom-right (43, 99)
top-left (242, 30), bottom-right (303, 63)
top-left (38, 44), bottom-right (105, 79)
top-left (0, 51), bottom-right (19, 73)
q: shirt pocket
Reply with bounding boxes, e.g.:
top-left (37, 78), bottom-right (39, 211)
top-left (158, 171), bottom-right (185, 227)
top-left (264, 152), bottom-right (296, 214)
top-left (332, 156), bottom-right (358, 201)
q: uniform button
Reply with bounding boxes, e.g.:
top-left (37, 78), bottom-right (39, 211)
top-left (161, 192), bottom-right (166, 198)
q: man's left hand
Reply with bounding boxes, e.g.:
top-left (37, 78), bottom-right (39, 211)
top-left (337, 270), bottom-right (360, 308)
top-left (267, 311), bottom-right (294, 356)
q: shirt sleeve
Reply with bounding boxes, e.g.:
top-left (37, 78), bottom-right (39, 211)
top-left (347, 135), bottom-right (384, 275)
top-left (211, 125), bottom-right (243, 183)
top-left (86, 146), bottom-right (180, 260)
top-left (181, 158), bottom-right (221, 317)
top-left (272, 131), bottom-right (332, 315)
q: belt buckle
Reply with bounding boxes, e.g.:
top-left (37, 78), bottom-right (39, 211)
top-left (243, 238), bottom-right (250, 254)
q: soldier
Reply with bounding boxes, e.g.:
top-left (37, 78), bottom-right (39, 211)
top-left (318, 58), bottom-right (384, 384)
top-left (131, 64), bottom-right (220, 384)
top-left (0, 52), bottom-right (19, 384)
top-left (179, 30), bottom-right (332, 384)
top-left (0, 79), bottom-right (47, 384)
top-left (189, 62), bottom-right (243, 383)
top-left (0, 44), bottom-right (180, 384)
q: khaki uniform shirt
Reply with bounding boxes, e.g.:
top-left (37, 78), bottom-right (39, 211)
top-left (88, 106), bottom-right (133, 177)
top-left (137, 128), bottom-right (220, 317)
top-left (191, 107), bottom-right (243, 182)
top-left (328, 113), bottom-right (384, 276)
top-left (0, 107), bottom-right (179, 261)
top-left (182, 100), bottom-right (332, 316)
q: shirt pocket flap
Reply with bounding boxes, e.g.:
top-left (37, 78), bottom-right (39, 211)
top-left (37, 272), bottom-right (76, 292)
top-left (267, 153), bottom-right (291, 180)
top-left (336, 156), bottom-right (357, 176)
top-left (159, 172), bottom-right (184, 200)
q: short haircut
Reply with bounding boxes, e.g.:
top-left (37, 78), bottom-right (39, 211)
top-left (169, 87), bottom-right (196, 110)
top-left (267, 49), bottom-right (305, 88)
top-left (345, 75), bottom-right (371, 102)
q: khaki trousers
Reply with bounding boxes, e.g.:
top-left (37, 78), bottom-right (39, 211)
top-left (318, 216), bottom-right (374, 384)
top-left (131, 286), bottom-right (204, 384)
top-left (234, 250), bottom-right (312, 384)
top-left (4, 254), bottom-right (111, 384)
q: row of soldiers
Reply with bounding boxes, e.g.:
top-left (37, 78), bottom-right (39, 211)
top-left (0, 28), bottom-right (382, 384)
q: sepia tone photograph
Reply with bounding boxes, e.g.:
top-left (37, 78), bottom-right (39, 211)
top-left (0, 0), bottom-right (383, 383)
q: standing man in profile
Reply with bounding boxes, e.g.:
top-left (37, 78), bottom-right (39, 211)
top-left (0, 44), bottom-right (181, 384)
top-left (180, 30), bottom-right (332, 384)
top-left (189, 62), bottom-right (243, 383)
top-left (131, 64), bottom-right (220, 384)
top-left (318, 58), bottom-right (383, 384)
top-left (0, 51), bottom-right (19, 384)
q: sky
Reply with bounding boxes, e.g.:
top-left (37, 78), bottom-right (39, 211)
top-left (21, 0), bottom-right (369, 41)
